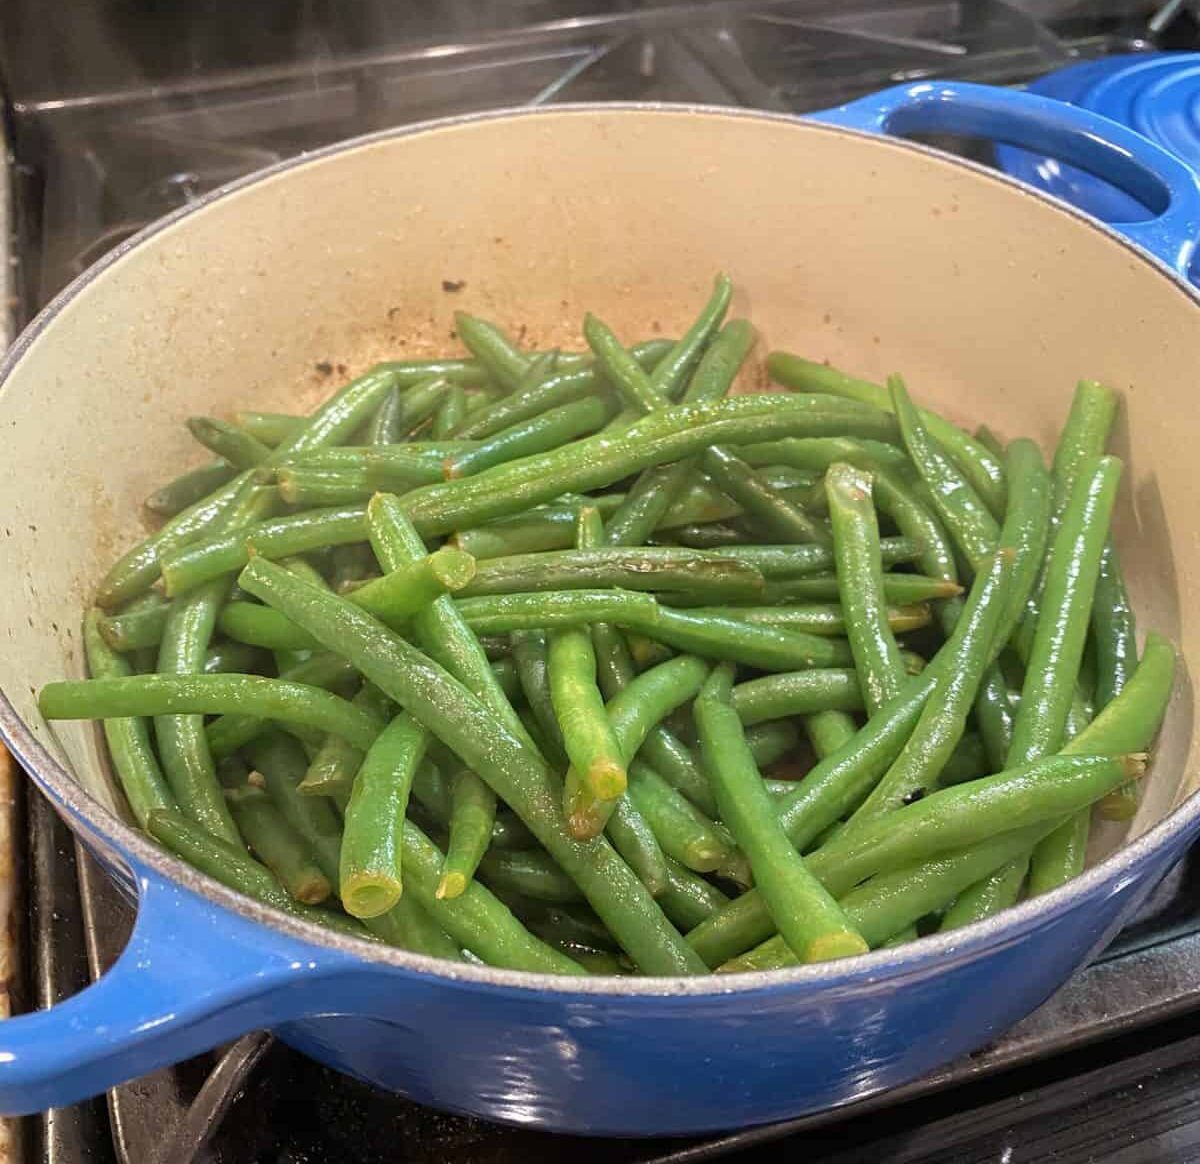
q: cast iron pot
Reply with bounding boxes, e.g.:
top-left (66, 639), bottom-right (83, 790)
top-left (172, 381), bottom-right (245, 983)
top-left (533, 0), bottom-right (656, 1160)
top-left (0, 82), bottom-right (1198, 1134)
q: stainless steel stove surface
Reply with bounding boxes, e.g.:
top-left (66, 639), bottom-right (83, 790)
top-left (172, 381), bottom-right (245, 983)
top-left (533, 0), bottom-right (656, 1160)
top-left (6, 2), bottom-right (1200, 1162)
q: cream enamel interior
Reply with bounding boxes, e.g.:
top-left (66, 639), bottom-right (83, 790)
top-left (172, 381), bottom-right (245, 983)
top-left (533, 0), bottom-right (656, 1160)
top-left (0, 106), bottom-right (1194, 871)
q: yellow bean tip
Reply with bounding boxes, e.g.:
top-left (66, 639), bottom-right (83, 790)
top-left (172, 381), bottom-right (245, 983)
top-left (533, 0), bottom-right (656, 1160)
top-left (804, 932), bottom-right (871, 963)
top-left (1122, 752), bottom-right (1150, 780)
top-left (432, 547), bottom-right (477, 591)
top-left (436, 872), bottom-right (467, 900)
top-left (295, 876), bottom-right (333, 906)
top-left (342, 876), bottom-right (402, 920)
top-left (586, 760), bottom-right (627, 802)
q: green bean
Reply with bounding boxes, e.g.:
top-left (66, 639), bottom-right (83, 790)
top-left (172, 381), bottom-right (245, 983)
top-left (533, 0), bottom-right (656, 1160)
top-left (1022, 448), bottom-right (1123, 892)
top-left (339, 548), bottom-right (478, 628)
top-left (808, 754), bottom-right (1140, 898)
top-left (605, 334), bottom-right (780, 538)
top-left (846, 548), bottom-right (1015, 829)
top-left (247, 730), bottom-right (343, 882)
top-left (276, 456), bottom-right (450, 506)
top-left (365, 894), bottom-right (463, 960)
top-left (365, 385), bottom-right (403, 446)
top-left (202, 642), bottom-right (263, 674)
top-left (638, 605), bottom-right (854, 671)
top-left (161, 505), bottom-right (370, 597)
top-left (731, 669), bottom-right (864, 724)
top-left (398, 822), bottom-right (583, 972)
top-left (511, 629), bottom-right (568, 767)
top-left (463, 548), bottom-right (766, 603)
top-left (477, 848), bottom-right (584, 903)
top-left (699, 602), bottom-right (930, 637)
top-left (145, 460), bottom-right (237, 518)
top-left (205, 653), bottom-right (356, 758)
top-left (584, 314), bottom-right (662, 413)
top-left (1093, 542), bottom-right (1137, 712)
top-left (739, 435), bottom-right (914, 479)
top-left (720, 821), bottom-right (1055, 971)
top-left (939, 857), bottom-right (1029, 932)
top-left (451, 341), bottom-right (670, 441)
top-left (889, 375), bottom-right (999, 571)
top-left (225, 784), bottom-right (332, 904)
top-left (299, 682), bottom-right (392, 798)
top-left (976, 666), bottom-right (1017, 773)
top-left (639, 276), bottom-right (730, 398)
top-left (99, 365), bottom-right (400, 607)
top-left (97, 477), bottom-right (250, 610)
top-left (97, 597), bottom-right (171, 652)
top-left (288, 442), bottom-right (476, 467)
top-left (457, 590), bottom-right (659, 635)
top-left (339, 712), bottom-right (427, 918)
top-left (396, 393), bottom-right (899, 540)
top-left (470, 590), bottom-right (856, 671)
top-left (744, 720), bottom-right (801, 769)
top-left (656, 858), bottom-right (730, 931)
top-left (451, 496), bottom-right (626, 558)
top-left (697, 665), bottom-right (868, 962)
top-left (991, 440), bottom-right (1053, 643)
top-left (550, 626), bottom-right (628, 808)
top-left (412, 760), bottom-right (534, 852)
top-left (41, 673), bottom-right (385, 750)
top-left (567, 651), bottom-right (710, 840)
top-left (233, 411), bottom-right (305, 446)
top-left (445, 396), bottom-right (613, 479)
top-left (217, 602), bottom-right (318, 651)
top-left (1067, 631), bottom-right (1176, 812)
top-left (767, 353), bottom-right (1006, 517)
top-left (154, 480), bottom-right (276, 844)
top-left (373, 356), bottom-right (495, 388)
top-left (186, 417), bottom-right (273, 469)
top-left (437, 764), bottom-right (497, 900)
top-left (1008, 457), bottom-right (1122, 768)
top-left (701, 446), bottom-right (830, 545)
top-left (431, 385), bottom-right (467, 440)
top-left (146, 808), bottom-right (370, 939)
top-left (753, 574), bottom-right (960, 606)
top-left (454, 313), bottom-right (532, 390)
top-left (627, 761), bottom-right (737, 875)
top-left (826, 462), bottom-right (908, 712)
top-left (366, 492), bottom-right (539, 761)
top-left (239, 557), bottom-right (705, 974)
top-left (684, 669), bottom-right (947, 966)
top-left (661, 538), bottom-right (921, 581)
top-left (593, 633), bottom-right (716, 821)
top-left (82, 609), bottom-right (178, 827)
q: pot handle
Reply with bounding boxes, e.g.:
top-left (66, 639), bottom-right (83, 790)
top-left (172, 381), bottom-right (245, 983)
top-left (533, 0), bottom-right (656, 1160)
top-left (0, 859), bottom-right (359, 1115)
top-left (809, 80), bottom-right (1200, 277)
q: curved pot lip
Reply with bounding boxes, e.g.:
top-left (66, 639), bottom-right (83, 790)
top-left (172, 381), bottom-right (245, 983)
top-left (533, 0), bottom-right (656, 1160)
top-left (2, 99), bottom-right (1197, 999)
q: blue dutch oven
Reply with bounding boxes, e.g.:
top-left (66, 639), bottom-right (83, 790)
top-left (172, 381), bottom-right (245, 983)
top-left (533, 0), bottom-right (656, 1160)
top-left (0, 82), bottom-right (1198, 1135)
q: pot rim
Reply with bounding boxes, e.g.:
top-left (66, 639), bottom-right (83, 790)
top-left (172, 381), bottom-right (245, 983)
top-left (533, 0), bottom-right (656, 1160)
top-left (1, 99), bottom-right (1195, 998)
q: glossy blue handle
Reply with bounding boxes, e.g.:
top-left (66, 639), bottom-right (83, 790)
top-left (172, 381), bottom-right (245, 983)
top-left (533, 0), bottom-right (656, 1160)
top-left (0, 860), bottom-right (358, 1115)
top-left (810, 80), bottom-right (1200, 277)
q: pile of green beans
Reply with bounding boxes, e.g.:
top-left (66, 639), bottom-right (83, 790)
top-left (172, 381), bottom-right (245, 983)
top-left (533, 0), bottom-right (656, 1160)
top-left (40, 275), bottom-right (1177, 977)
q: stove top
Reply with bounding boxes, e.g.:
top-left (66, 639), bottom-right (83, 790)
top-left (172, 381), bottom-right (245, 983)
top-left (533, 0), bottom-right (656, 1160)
top-left (6, 2), bottom-right (1200, 1162)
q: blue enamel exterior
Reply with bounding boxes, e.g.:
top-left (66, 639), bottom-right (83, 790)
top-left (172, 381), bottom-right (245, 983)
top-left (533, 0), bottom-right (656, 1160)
top-left (994, 54), bottom-right (1200, 236)
top-left (1, 87), bottom-right (1199, 1135)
